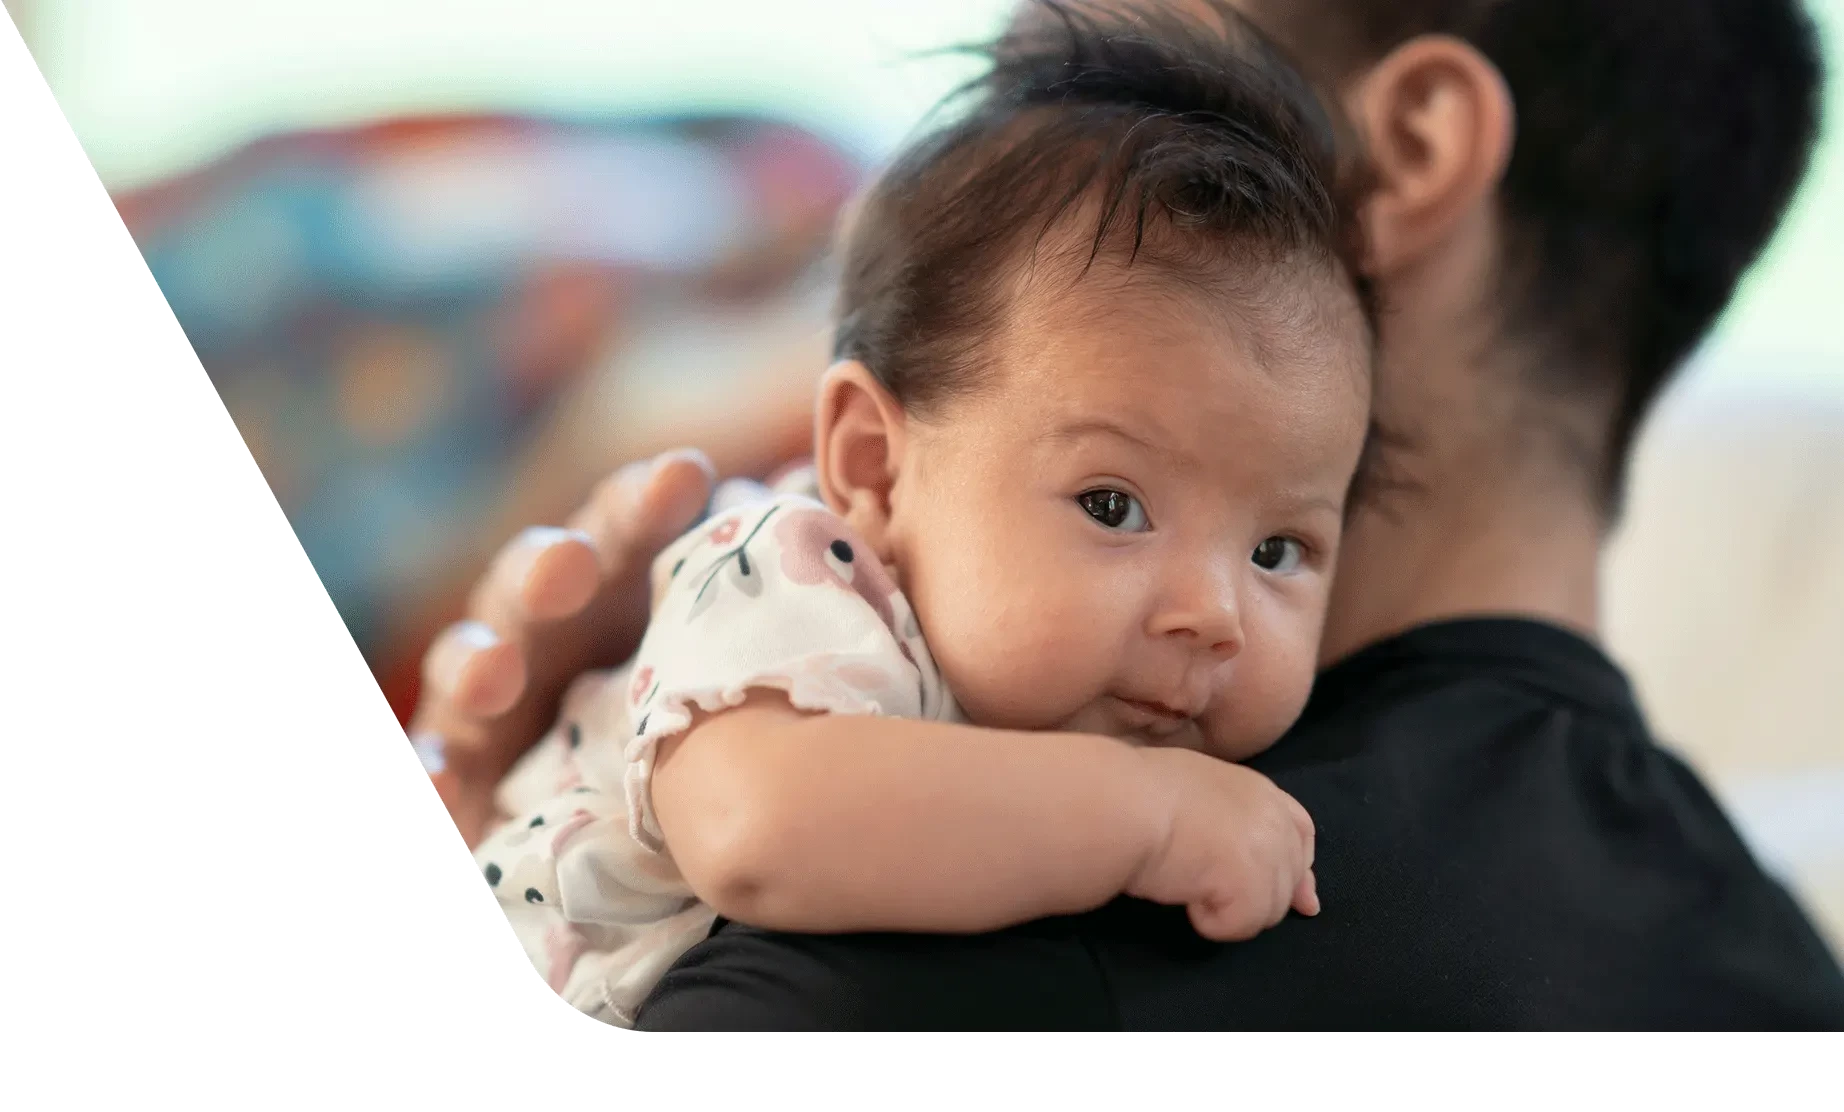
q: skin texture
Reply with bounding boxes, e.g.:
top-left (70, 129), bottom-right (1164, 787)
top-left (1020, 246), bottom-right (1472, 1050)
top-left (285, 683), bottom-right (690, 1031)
top-left (415, 5), bottom-right (1606, 946)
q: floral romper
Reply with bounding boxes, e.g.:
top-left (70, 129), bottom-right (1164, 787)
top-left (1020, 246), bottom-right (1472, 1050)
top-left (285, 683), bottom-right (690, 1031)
top-left (475, 473), bottom-right (959, 1026)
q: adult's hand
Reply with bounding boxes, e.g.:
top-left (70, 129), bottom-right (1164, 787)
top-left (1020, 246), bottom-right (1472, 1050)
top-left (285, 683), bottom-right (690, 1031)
top-left (410, 450), bottom-right (716, 847)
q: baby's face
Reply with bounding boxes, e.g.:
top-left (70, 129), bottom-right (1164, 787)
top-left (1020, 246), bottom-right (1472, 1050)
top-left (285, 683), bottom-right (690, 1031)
top-left (885, 265), bottom-right (1370, 760)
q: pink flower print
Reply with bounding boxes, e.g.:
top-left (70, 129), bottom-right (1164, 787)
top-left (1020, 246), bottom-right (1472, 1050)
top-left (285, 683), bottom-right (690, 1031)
top-left (708, 516), bottom-right (741, 546)
top-left (630, 666), bottom-right (655, 708)
top-left (683, 507), bottom-right (776, 621)
top-left (773, 509), bottom-right (901, 635)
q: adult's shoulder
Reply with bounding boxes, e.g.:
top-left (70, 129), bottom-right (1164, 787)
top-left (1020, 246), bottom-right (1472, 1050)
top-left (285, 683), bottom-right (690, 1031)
top-left (635, 917), bottom-right (1116, 1031)
top-left (1590, 725), bottom-right (1844, 1026)
top-left (1249, 622), bottom-right (1844, 1028)
top-left (1279, 653), bottom-right (1775, 887)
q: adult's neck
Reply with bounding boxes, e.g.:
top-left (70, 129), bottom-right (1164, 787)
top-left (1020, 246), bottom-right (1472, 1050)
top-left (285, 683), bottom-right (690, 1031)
top-left (1320, 268), bottom-right (1610, 666)
top-left (1320, 463), bottom-right (1605, 666)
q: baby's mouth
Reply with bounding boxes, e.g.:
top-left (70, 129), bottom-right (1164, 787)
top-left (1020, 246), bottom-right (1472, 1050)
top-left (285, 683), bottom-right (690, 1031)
top-left (1111, 695), bottom-right (1196, 737)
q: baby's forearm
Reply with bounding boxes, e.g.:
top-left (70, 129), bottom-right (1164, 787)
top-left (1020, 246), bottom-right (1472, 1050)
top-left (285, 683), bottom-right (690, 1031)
top-left (649, 698), bottom-right (1170, 934)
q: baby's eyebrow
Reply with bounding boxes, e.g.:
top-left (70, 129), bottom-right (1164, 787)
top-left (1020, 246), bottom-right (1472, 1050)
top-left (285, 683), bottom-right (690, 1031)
top-left (1276, 491), bottom-right (1346, 519)
top-left (1041, 418), bottom-right (1189, 467)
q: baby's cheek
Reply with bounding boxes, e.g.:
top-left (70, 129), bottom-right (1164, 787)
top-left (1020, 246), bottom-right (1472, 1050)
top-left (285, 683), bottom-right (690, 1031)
top-left (923, 575), bottom-right (1122, 731)
top-left (1206, 613), bottom-right (1320, 761)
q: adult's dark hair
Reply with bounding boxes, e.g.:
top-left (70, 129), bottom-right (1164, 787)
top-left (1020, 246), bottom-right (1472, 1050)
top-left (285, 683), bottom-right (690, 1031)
top-left (833, 0), bottom-right (1372, 416)
top-left (1253, 0), bottom-right (1825, 508)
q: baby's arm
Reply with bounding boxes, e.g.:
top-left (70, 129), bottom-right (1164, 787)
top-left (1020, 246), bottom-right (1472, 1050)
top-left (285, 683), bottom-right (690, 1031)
top-left (651, 692), bottom-right (1318, 940)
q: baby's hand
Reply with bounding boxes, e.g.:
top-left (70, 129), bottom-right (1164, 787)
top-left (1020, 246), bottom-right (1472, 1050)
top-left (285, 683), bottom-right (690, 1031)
top-left (1127, 748), bottom-right (1319, 942)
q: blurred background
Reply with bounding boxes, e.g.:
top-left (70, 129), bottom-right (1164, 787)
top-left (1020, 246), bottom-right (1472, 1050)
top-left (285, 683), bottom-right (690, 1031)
top-left (6, 1), bottom-right (1842, 948)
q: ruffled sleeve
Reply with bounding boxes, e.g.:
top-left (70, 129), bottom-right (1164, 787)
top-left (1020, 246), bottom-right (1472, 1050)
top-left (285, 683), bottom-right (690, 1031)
top-left (620, 493), bottom-right (951, 852)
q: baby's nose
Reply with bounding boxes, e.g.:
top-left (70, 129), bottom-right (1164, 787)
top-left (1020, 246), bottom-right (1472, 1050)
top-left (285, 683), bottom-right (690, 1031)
top-left (1151, 597), bottom-right (1243, 661)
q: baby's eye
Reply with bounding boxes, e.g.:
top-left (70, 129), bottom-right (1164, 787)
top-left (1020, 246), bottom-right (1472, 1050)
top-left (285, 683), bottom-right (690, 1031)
top-left (1252, 536), bottom-right (1306, 573)
top-left (1077, 489), bottom-right (1150, 533)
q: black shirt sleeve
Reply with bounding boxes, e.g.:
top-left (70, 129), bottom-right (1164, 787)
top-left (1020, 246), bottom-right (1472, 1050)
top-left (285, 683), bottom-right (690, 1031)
top-left (1636, 747), bottom-right (1844, 1029)
top-left (634, 918), bottom-right (1117, 1031)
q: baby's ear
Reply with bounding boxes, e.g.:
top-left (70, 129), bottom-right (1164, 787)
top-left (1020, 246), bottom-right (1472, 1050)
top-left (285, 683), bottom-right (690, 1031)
top-left (813, 361), bottom-right (907, 557)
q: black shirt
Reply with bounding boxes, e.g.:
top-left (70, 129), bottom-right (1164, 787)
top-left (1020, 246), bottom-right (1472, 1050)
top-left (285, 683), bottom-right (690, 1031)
top-left (635, 619), bottom-right (1844, 1030)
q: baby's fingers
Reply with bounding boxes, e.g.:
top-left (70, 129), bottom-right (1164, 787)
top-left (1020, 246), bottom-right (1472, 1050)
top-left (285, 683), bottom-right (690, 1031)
top-left (1188, 896), bottom-right (1267, 943)
top-left (1292, 869), bottom-right (1321, 918)
top-left (1284, 791), bottom-right (1316, 847)
top-left (1278, 792), bottom-right (1317, 916)
top-left (1268, 857), bottom-right (1300, 929)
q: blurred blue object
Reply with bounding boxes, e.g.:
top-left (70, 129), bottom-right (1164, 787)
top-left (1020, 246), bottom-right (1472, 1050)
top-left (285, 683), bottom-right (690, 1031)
top-left (116, 112), bottom-right (865, 712)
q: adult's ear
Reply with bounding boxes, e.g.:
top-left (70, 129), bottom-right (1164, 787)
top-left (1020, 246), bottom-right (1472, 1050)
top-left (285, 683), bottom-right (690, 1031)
top-left (1346, 35), bottom-right (1515, 276)
top-left (812, 360), bottom-right (909, 558)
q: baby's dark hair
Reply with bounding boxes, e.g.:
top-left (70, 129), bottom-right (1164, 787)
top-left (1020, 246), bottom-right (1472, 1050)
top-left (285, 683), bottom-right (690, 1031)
top-left (833, 0), bottom-right (1371, 414)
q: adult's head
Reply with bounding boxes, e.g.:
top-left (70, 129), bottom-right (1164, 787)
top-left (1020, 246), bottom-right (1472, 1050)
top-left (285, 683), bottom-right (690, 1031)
top-left (1259, 0), bottom-right (1822, 504)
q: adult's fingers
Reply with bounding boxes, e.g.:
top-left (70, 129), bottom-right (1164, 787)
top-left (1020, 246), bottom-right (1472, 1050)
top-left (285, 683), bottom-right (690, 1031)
top-left (466, 527), bottom-right (602, 635)
top-left (421, 620), bottom-right (528, 722)
top-left (408, 449), bottom-right (715, 796)
top-left (565, 450), bottom-right (715, 588)
top-left (457, 448), bottom-right (710, 704)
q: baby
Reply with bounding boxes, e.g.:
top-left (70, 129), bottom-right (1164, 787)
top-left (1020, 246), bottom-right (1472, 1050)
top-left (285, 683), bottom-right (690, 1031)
top-left (475, 0), bottom-right (1373, 1027)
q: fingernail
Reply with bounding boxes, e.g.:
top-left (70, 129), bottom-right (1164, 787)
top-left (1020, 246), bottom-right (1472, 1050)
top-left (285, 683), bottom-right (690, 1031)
top-left (653, 447), bottom-right (716, 482)
top-left (521, 524), bottom-right (597, 566)
top-left (520, 525), bottom-right (582, 549)
top-left (409, 732), bottom-right (447, 775)
top-left (453, 620), bottom-right (500, 653)
top-left (523, 529), bottom-right (601, 618)
top-left (431, 621), bottom-right (500, 695)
